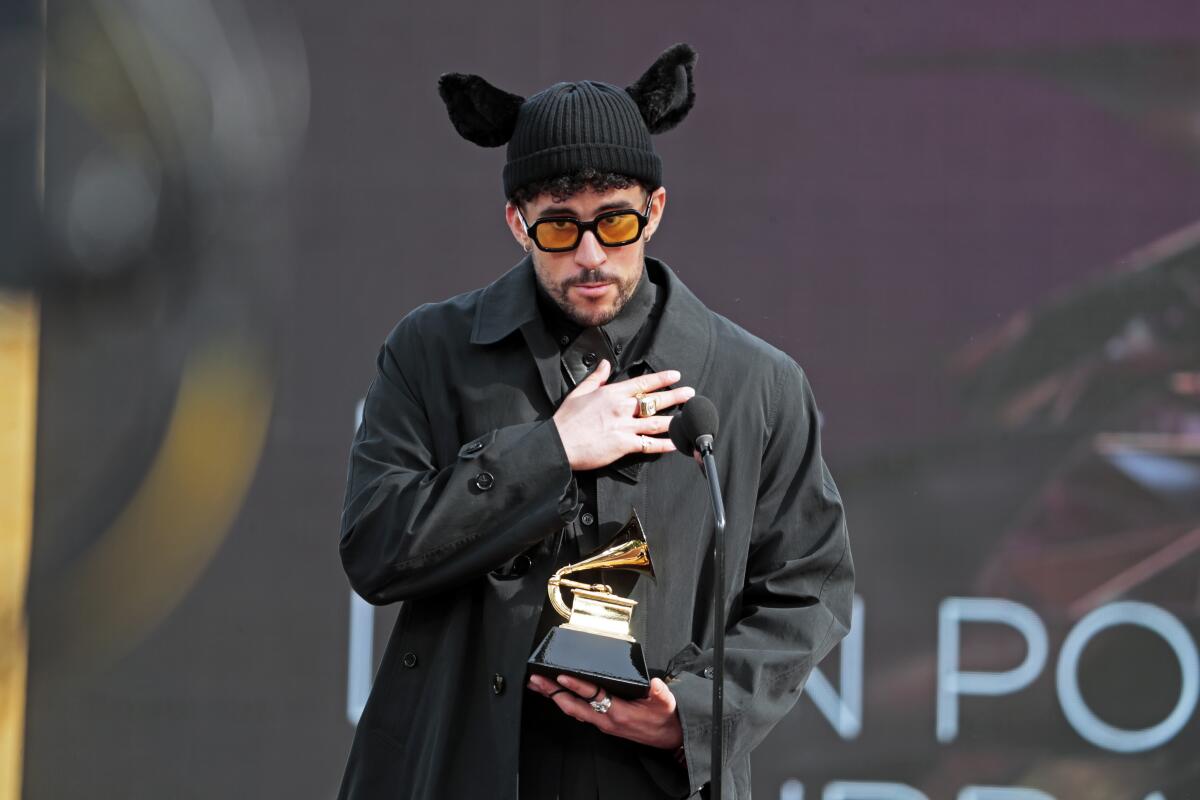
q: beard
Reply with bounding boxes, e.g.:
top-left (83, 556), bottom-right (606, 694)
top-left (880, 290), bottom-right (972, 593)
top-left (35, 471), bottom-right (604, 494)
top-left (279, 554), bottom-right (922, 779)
top-left (536, 258), bottom-right (643, 328)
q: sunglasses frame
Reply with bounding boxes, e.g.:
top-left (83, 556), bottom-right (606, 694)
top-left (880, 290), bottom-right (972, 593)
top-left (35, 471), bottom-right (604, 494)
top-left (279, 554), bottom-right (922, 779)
top-left (519, 195), bottom-right (654, 253)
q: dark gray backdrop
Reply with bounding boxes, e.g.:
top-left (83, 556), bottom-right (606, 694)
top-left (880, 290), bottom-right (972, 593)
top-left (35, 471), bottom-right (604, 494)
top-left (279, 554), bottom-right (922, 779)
top-left (23, 1), bottom-right (1200, 798)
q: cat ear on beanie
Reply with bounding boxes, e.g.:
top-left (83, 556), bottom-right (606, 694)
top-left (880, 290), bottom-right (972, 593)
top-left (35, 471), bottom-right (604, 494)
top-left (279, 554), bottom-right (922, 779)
top-left (624, 42), bottom-right (697, 134)
top-left (437, 73), bottom-right (525, 147)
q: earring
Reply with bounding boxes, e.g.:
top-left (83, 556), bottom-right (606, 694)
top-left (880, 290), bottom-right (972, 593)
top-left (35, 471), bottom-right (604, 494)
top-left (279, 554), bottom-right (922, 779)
top-left (522, 241), bottom-right (532, 253)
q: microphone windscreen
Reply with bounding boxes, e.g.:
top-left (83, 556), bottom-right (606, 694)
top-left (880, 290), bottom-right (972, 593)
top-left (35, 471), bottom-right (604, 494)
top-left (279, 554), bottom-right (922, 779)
top-left (669, 396), bottom-right (719, 456)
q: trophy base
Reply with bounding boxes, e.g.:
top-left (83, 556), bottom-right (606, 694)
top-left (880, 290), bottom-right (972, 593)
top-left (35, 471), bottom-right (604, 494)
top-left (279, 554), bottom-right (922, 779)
top-left (527, 626), bottom-right (651, 700)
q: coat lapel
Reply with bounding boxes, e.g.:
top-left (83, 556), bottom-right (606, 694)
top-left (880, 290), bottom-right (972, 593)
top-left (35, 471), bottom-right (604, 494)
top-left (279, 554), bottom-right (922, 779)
top-left (637, 256), bottom-right (715, 392)
top-left (592, 257), bottom-right (715, 583)
top-left (470, 254), bottom-right (562, 409)
top-left (520, 320), bottom-right (565, 408)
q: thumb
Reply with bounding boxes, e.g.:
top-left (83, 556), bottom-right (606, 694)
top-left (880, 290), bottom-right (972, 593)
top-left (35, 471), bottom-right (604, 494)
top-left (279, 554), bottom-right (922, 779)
top-left (649, 677), bottom-right (676, 711)
top-left (571, 357), bottom-right (611, 396)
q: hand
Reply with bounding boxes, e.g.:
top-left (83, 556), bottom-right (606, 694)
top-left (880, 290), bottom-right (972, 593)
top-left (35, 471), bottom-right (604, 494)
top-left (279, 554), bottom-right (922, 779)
top-left (552, 359), bottom-right (695, 471)
top-left (526, 674), bottom-right (684, 750)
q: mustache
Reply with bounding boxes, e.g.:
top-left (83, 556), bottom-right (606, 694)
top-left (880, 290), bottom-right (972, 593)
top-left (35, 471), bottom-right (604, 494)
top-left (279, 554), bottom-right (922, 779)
top-left (563, 269), bottom-right (618, 287)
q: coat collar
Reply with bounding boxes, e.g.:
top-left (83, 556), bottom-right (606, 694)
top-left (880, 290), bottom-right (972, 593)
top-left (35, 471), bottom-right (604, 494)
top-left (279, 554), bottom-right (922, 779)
top-left (470, 254), bottom-right (543, 346)
top-left (470, 254), bottom-right (714, 389)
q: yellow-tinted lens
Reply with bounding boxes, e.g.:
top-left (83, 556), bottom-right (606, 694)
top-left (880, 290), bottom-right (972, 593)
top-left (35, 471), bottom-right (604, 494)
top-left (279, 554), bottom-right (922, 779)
top-left (535, 220), bottom-right (580, 250)
top-left (595, 212), bottom-right (640, 244)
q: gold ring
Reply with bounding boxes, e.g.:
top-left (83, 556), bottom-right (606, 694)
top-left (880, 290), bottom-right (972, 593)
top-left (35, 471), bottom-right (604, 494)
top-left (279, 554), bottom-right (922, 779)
top-left (636, 395), bottom-right (657, 418)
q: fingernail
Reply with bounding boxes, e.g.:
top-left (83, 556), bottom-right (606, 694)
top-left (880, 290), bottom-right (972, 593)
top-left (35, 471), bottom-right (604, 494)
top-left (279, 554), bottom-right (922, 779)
top-left (683, 387), bottom-right (696, 398)
top-left (668, 370), bottom-right (681, 381)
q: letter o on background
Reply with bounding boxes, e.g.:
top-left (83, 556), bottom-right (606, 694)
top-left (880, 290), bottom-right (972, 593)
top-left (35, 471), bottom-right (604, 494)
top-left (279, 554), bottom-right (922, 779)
top-left (1056, 601), bottom-right (1199, 753)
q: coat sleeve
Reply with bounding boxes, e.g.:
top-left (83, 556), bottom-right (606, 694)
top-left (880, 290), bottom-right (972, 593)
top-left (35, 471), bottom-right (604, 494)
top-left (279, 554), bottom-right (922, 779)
top-left (339, 321), bottom-right (579, 605)
top-left (664, 358), bottom-right (854, 796)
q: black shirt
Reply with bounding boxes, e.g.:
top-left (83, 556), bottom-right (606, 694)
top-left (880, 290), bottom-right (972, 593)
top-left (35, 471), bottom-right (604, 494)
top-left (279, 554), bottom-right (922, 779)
top-left (520, 265), bottom-right (671, 800)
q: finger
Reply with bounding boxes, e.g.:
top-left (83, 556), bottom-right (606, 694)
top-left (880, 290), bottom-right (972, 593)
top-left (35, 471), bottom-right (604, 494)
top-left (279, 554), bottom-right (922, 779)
top-left (526, 674), bottom-right (556, 696)
top-left (570, 358), bottom-right (611, 396)
top-left (556, 674), bottom-right (600, 701)
top-left (629, 434), bottom-right (677, 455)
top-left (637, 386), bottom-right (696, 414)
top-left (553, 676), bottom-right (619, 730)
top-left (632, 415), bottom-right (673, 435)
top-left (616, 369), bottom-right (682, 397)
top-left (547, 683), bottom-right (612, 728)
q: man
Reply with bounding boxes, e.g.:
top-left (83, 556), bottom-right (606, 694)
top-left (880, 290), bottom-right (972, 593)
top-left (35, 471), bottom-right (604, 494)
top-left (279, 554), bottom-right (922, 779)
top-left (337, 43), bottom-right (853, 799)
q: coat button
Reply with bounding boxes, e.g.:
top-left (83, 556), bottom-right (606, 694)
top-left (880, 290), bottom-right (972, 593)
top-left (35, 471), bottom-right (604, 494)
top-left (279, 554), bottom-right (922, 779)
top-left (582, 352), bottom-right (597, 367)
top-left (402, 652), bottom-right (418, 669)
top-left (492, 674), bottom-right (506, 695)
top-left (614, 343), bottom-right (624, 355)
top-left (463, 440), bottom-right (484, 454)
top-left (512, 554), bottom-right (532, 575)
top-left (581, 512), bottom-right (595, 526)
top-left (558, 334), bottom-right (571, 346)
top-left (703, 666), bottom-right (714, 679)
top-left (473, 472), bottom-right (495, 491)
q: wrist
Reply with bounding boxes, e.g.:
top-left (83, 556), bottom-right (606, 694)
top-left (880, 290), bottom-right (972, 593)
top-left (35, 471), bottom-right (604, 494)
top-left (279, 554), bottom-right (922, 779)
top-left (659, 713), bottom-right (684, 750)
top-left (549, 415), bottom-right (578, 470)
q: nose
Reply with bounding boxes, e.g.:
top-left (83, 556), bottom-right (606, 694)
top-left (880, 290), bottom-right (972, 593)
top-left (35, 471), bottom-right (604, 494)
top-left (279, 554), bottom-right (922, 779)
top-left (574, 230), bottom-right (606, 269)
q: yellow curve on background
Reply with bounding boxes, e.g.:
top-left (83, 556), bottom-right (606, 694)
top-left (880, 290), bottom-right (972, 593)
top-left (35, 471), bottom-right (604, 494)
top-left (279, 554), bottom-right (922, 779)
top-left (0, 292), bottom-right (39, 800)
top-left (41, 337), bottom-right (274, 671)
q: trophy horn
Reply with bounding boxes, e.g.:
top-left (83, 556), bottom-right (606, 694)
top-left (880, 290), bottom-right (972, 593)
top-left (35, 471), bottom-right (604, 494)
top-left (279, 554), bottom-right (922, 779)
top-left (547, 510), bottom-right (656, 620)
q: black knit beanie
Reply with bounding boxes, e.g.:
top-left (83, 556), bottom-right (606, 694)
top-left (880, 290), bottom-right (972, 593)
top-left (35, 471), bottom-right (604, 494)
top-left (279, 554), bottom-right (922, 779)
top-left (437, 43), bottom-right (697, 199)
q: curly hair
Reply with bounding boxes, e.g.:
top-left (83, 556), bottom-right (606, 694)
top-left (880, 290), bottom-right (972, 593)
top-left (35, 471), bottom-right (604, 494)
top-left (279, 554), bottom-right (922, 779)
top-left (508, 167), bottom-right (658, 209)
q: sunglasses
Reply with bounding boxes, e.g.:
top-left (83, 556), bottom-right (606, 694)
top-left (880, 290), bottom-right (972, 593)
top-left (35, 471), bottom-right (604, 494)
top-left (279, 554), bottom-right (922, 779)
top-left (518, 195), bottom-right (654, 253)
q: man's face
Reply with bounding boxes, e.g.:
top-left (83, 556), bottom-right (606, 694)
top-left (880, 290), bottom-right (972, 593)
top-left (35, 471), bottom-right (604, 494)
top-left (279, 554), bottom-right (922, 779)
top-left (505, 185), bottom-right (666, 328)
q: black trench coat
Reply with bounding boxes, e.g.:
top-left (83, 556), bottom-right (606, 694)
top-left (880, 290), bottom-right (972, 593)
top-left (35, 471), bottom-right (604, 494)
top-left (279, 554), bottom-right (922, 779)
top-left (336, 255), bottom-right (853, 799)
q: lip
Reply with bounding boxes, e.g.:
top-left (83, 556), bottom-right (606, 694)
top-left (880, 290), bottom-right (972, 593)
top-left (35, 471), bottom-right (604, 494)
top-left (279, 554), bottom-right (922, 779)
top-left (571, 282), bottom-right (613, 298)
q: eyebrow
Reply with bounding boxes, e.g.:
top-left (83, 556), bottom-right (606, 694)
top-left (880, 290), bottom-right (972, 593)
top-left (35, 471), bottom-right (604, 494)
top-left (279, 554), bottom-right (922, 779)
top-left (536, 200), bottom-right (636, 217)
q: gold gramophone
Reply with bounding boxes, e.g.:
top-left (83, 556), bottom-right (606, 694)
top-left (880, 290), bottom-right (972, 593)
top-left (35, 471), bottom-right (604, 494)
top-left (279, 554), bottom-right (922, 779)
top-left (527, 510), bottom-right (656, 699)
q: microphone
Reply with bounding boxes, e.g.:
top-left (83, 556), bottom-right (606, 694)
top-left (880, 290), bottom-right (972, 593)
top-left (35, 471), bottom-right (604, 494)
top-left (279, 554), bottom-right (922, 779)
top-left (668, 396), bottom-right (719, 457)
top-left (669, 396), bottom-right (727, 800)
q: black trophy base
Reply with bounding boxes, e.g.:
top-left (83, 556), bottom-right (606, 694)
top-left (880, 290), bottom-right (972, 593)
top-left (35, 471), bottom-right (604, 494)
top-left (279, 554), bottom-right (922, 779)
top-left (527, 626), bottom-right (651, 700)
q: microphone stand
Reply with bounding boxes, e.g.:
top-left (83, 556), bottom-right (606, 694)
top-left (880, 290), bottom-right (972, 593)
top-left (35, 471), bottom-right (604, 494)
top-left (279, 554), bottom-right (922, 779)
top-left (696, 434), bottom-right (726, 800)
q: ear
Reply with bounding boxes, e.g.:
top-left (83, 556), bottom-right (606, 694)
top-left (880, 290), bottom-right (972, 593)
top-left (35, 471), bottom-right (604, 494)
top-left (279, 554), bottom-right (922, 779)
top-left (437, 73), bottom-right (525, 147)
top-left (644, 186), bottom-right (667, 240)
top-left (504, 201), bottom-right (533, 251)
top-left (624, 43), bottom-right (697, 134)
